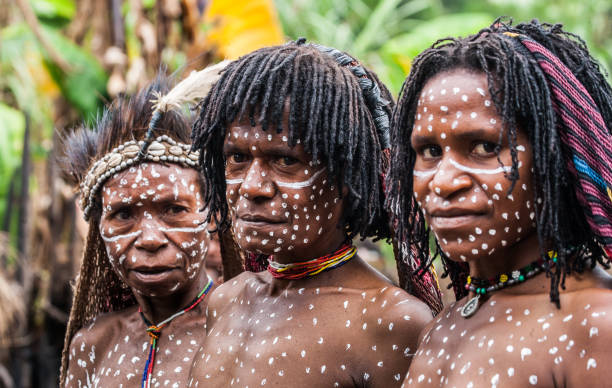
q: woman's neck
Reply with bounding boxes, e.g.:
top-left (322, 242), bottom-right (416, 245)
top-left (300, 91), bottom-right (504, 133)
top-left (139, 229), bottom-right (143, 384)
top-left (133, 271), bottom-right (210, 324)
top-left (468, 233), bottom-right (542, 282)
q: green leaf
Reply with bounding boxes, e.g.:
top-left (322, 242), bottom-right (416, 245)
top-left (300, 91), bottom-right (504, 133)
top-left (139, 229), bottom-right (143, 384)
top-left (352, 0), bottom-right (403, 56)
top-left (0, 102), bottom-right (25, 189)
top-left (382, 12), bottom-right (493, 59)
top-left (0, 103), bottom-right (25, 208)
top-left (379, 13), bottom-right (493, 94)
top-left (38, 25), bottom-right (109, 121)
top-left (30, 0), bottom-right (75, 21)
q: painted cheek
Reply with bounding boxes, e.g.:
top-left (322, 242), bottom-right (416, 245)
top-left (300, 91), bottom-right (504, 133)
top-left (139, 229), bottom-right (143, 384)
top-left (233, 169), bottom-right (337, 254)
top-left (458, 153), bottom-right (533, 258)
top-left (100, 226), bottom-right (142, 275)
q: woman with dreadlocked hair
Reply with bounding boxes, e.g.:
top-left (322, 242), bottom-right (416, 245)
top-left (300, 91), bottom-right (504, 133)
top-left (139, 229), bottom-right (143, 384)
top-left (186, 40), bottom-right (438, 387)
top-left (386, 19), bottom-right (612, 387)
top-left (58, 67), bottom-right (240, 387)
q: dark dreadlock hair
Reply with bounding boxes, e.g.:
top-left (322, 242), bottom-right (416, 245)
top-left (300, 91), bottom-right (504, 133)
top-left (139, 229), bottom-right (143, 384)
top-left (386, 19), bottom-right (612, 306)
top-left (192, 39), bottom-right (393, 241)
top-left (58, 73), bottom-right (193, 386)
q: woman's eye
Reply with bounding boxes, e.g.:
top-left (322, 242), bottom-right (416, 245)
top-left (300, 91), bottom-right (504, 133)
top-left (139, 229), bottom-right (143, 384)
top-left (167, 205), bottom-right (188, 214)
top-left (473, 141), bottom-right (498, 156)
top-left (112, 208), bottom-right (131, 220)
top-left (277, 156), bottom-right (298, 167)
top-left (422, 145), bottom-right (442, 159)
top-left (230, 153), bottom-right (247, 163)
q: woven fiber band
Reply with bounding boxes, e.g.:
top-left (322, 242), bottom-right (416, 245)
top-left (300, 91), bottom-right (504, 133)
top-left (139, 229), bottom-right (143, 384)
top-left (80, 134), bottom-right (199, 219)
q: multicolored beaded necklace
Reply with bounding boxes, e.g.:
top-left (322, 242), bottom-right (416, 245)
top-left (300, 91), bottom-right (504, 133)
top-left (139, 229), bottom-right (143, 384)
top-left (267, 242), bottom-right (356, 280)
top-left (139, 277), bottom-right (213, 388)
top-left (460, 251), bottom-right (557, 318)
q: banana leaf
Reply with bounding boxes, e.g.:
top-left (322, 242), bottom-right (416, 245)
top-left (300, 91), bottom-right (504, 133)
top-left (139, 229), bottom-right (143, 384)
top-left (379, 12), bottom-right (493, 95)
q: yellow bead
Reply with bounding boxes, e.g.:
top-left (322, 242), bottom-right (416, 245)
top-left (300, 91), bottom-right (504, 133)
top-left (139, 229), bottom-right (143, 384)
top-left (467, 276), bottom-right (471, 284)
top-left (500, 274), bottom-right (508, 283)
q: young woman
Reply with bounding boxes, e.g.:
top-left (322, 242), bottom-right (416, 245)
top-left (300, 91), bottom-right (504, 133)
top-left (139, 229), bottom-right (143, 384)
top-left (386, 20), bottom-right (612, 387)
top-left (187, 40), bottom-right (439, 387)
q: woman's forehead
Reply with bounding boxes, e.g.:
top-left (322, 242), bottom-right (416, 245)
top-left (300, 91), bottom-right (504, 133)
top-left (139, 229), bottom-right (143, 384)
top-left (102, 163), bottom-right (200, 193)
top-left (224, 122), bottom-right (316, 162)
top-left (420, 69), bottom-right (488, 99)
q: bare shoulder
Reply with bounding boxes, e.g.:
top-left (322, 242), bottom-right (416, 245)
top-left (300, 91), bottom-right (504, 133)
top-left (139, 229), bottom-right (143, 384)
top-left (558, 287), bottom-right (612, 386)
top-left (344, 285), bottom-right (434, 385)
top-left (69, 306), bottom-right (137, 351)
top-left (65, 306), bottom-right (138, 385)
top-left (561, 286), bottom-right (612, 339)
top-left (378, 286), bottom-right (433, 327)
top-left (207, 271), bottom-right (259, 310)
top-left (361, 285), bottom-right (434, 346)
top-left (415, 298), bottom-right (457, 341)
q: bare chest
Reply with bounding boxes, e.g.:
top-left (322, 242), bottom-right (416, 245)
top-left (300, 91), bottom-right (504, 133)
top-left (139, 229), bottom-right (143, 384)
top-left (405, 300), bottom-right (602, 388)
top-left (189, 290), bottom-right (400, 387)
top-left (67, 326), bottom-right (203, 388)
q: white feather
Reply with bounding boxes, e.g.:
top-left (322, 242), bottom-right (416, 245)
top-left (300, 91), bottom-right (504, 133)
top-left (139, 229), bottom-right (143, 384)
top-left (153, 60), bottom-right (231, 113)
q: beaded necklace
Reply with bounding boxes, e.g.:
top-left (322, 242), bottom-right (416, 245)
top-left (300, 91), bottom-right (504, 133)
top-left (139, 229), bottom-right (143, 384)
top-left (267, 242), bottom-right (356, 280)
top-left (460, 251), bottom-right (557, 318)
top-left (139, 277), bottom-right (213, 388)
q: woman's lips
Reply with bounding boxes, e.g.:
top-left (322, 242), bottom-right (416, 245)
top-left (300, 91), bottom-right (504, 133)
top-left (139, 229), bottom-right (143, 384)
top-left (236, 214), bottom-right (286, 228)
top-left (130, 267), bottom-right (178, 283)
top-left (427, 208), bottom-right (486, 230)
top-left (430, 214), bottom-right (484, 229)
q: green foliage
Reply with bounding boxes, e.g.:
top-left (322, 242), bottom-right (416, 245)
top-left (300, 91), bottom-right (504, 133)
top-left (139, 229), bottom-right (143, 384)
top-left (0, 6), bottom-right (107, 249)
top-left (1, 22), bottom-right (108, 124)
top-left (276, 0), bottom-right (611, 97)
top-left (275, 0), bottom-right (493, 94)
top-left (0, 103), bottom-right (25, 230)
top-left (440, 0), bottom-right (612, 76)
top-left (40, 25), bottom-right (108, 121)
top-left (379, 12), bottom-right (493, 94)
top-left (30, 0), bottom-right (76, 27)
top-left (1, 23), bottom-right (55, 139)
top-left (274, 0), bottom-right (436, 58)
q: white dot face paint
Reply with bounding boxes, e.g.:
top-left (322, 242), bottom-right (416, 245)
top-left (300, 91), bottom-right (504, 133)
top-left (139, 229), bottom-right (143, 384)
top-left (99, 163), bottom-right (210, 297)
top-left (223, 123), bottom-right (345, 261)
top-left (410, 70), bottom-right (536, 263)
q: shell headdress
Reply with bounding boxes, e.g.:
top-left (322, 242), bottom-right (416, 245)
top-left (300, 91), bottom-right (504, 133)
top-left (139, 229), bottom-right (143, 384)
top-left (80, 60), bottom-right (230, 219)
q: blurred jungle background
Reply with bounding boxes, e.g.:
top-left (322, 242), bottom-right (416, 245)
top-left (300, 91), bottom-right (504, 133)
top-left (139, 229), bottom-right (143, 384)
top-left (0, 0), bottom-right (610, 386)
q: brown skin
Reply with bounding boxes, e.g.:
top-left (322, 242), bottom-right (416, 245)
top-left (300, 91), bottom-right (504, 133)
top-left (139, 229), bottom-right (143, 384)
top-left (404, 70), bottom-right (612, 387)
top-left (187, 123), bottom-right (433, 387)
top-left (64, 163), bottom-right (213, 388)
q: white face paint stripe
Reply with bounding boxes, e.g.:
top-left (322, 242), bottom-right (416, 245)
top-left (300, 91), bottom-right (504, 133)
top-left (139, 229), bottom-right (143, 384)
top-left (414, 162), bottom-right (441, 178)
top-left (276, 169), bottom-right (324, 189)
top-left (413, 169), bottom-right (437, 177)
top-left (227, 168), bottom-right (324, 189)
top-left (159, 222), bottom-right (209, 233)
top-left (414, 158), bottom-right (511, 177)
top-left (100, 230), bottom-right (142, 243)
top-left (448, 158), bottom-right (512, 175)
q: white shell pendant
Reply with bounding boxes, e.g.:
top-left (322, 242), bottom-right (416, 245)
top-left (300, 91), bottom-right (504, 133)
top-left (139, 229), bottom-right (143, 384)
top-left (460, 295), bottom-right (481, 318)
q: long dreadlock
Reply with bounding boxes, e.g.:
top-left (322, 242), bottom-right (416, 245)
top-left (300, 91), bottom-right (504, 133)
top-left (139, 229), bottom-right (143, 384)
top-left (386, 19), bottom-right (612, 306)
top-left (192, 40), bottom-right (443, 313)
top-left (58, 74), bottom-right (193, 386)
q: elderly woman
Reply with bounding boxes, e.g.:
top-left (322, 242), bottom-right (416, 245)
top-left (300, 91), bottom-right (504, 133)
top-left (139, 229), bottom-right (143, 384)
top-left (59, 69), bottom-right (236, 387)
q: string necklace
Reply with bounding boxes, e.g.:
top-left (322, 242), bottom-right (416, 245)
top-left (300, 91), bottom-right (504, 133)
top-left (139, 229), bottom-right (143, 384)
top-left (267, 242), bottom-right (356, 280)
top-left (139, 277), bottom-right (213, 388)
top-left (461, 251), bottom-right (557, 318)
